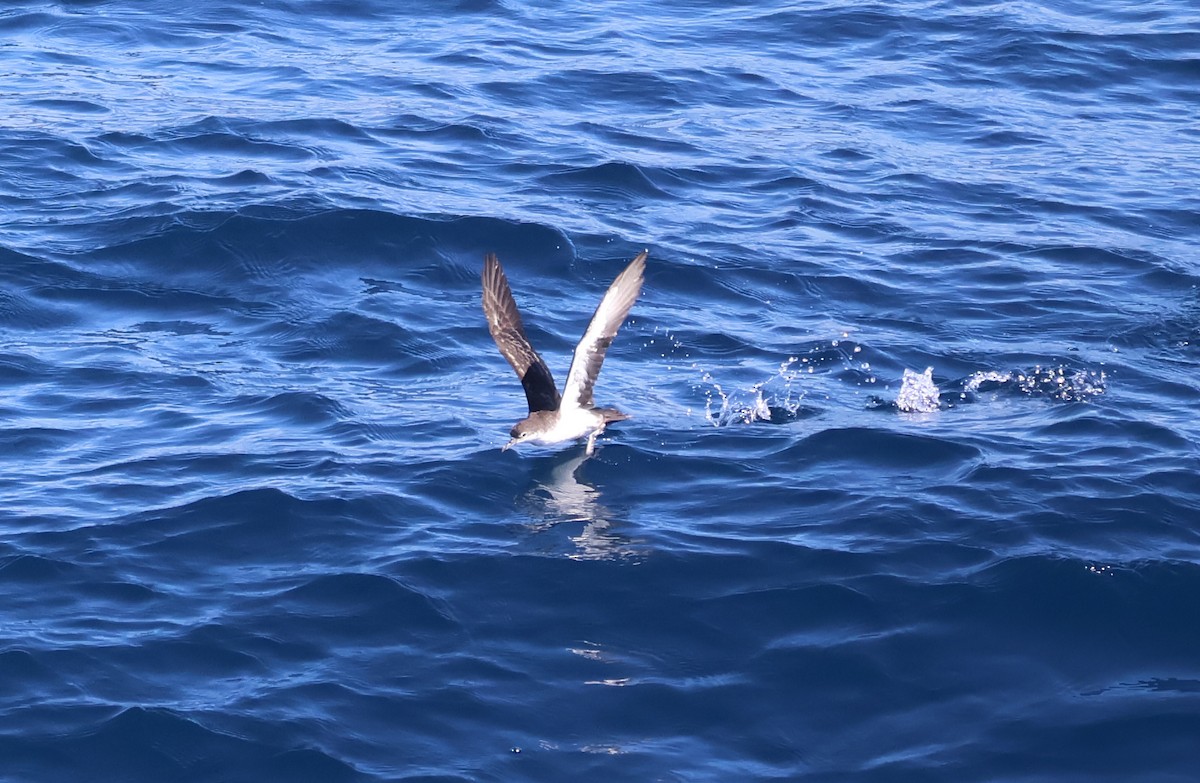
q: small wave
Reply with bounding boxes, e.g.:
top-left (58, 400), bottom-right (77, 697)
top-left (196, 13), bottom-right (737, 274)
top-left (536, 161), bottom-right (674, 201)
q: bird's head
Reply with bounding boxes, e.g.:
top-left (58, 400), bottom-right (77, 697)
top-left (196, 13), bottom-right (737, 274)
top-left (501, 412), bottom-right (552, 451)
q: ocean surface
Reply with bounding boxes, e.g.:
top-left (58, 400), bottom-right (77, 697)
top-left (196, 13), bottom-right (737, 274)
top-left (2, 1), bottom-right (1199, 780)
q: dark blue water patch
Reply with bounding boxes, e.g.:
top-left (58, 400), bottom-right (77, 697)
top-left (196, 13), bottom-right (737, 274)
top-left (255, 118), bottom-right (389, 148)
top-left (696, 581), bottom-right (884, 647)
top-left (0, 425), bottom-right (81, 458)
top-left (1024, 244), bottom-right (1164, 276)
top-left (0, 706), bottom-right (363, 783)
top-left (231, 391), bottom-right (353, 426)
top-left (83, 625), bottom-right (271, 691)
top-left (13, 365), bottom-right (213, 413)
top-left (254, 312), bottom-right (428, 368)
top-left (250, 572), bottom-right (459, 651)
top-left (73, 209), bottom-right (572, 286)
top-left (0, 9), bottom-right (57, 34)
top-left (0, 551), bottom-right (88, 583)
top-left (27, 98), bottom-right (110, 114)
top-left (322, 0), bottom-right (505, 17)
top-left (0, 647), bottom-right (72, 704)
top-left (568, 121), bottom-right (705, 157)
top-left (536, 162), bottom-right (675, 201)
top-left (739, 7), bottom-right (922, 50)
top-left (4, 210), bottom-right (590, 367)
top-left (488, 69), bottom-right (688, 112)
top-left (787, 427), bottom-right (981, 472)
top-left (969, 709), bottom-right (1200, 783)
top-left (119, 488), bottom-right (417, 574)
top-left (1032, 413), bottom-right (1189, 449)
top-left (965, 128), bottom-right (1048, 148)
top-left (153, 130), bottom-right (320, 164)
top-left (0, 246), bottom-right (84, 291)
top-left (1112, 303), bottom-right (1200, 355)
top-left (970, 556), bottom-right (1200, 669)
top-left (0, 278), bottom-right (79, 330)
top-left (125, 319), bottom-right (223, 337)
top-left (77, 577), bottom-right (163, 605)
top-left (0, 553), bottom-right (176, 643)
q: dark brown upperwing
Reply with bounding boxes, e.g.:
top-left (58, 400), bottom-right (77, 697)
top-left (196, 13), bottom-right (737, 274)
top-left (481, 253), bottom-right (561, 413)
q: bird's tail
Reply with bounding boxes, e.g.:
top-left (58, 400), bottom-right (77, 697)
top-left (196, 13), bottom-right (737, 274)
top-left (597, 407), bottom-right (631, 424)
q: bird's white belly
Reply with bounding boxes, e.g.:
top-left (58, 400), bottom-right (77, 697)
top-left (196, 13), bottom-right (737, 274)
top-left (531, 408), bottom-right (603, 445)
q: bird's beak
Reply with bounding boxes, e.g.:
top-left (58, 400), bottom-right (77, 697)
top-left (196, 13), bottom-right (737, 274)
top-left (501, 438), bottom-right (517, 452)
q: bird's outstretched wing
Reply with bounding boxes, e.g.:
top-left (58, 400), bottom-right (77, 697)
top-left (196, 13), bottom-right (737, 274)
top-left (561, 250), bottom-right (647, 411)
top-left (482, 253), bottom-right (561, 413)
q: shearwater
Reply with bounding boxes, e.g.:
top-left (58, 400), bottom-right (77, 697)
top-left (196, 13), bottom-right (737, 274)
top-left (482, 250), bottom-right (647, 455)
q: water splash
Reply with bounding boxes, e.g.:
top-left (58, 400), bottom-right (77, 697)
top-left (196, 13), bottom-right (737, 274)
top-left (699, 356), bottom-right (808, 427)
top-left (875, 364), bottom-right (1107, 410)
top-left (896, 367), bottom-right (941, 413)
top-left (660, 324), bottom-right (1107, 426)
top-left (644, 325), bottom-right (690, 373)
top-left (961, 365), bottom-right (1107, 402)
top-left (664, 334), bottom-right (865, 427)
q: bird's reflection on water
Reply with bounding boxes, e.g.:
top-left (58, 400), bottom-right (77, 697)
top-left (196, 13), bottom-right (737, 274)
top-left (517, 449), bottom-right (640, 560)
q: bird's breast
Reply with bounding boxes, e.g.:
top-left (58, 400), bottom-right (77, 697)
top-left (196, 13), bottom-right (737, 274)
top-left (532, 407), bottom-right (605, 444)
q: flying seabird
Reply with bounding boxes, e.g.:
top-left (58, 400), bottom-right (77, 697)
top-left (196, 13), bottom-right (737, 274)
top-left (482, 250), bottom-right (647, 455)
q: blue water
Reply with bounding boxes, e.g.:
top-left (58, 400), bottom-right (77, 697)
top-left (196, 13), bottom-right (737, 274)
top-left (2, 1), bottom-right (1199, 780)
